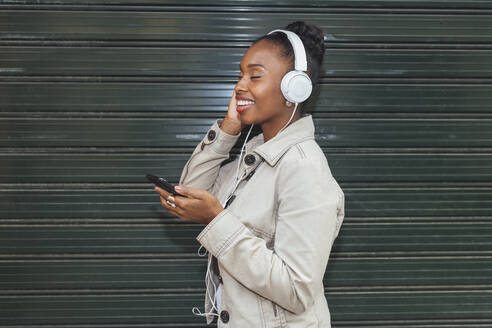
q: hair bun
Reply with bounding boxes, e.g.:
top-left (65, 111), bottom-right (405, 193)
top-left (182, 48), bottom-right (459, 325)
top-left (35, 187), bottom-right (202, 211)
top-left (285, 21), bottom-right (325, 65)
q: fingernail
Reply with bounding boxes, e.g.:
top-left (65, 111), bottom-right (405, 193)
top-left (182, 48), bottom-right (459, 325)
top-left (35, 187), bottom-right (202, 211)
top-left (167, 195), bottom-right (175, 202)
top-left (175, 186), bottom-right (183, 192)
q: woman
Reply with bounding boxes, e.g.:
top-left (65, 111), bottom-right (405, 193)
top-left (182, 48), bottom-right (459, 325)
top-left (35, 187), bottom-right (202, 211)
top-left (154, 21), bottom-right (345, 327)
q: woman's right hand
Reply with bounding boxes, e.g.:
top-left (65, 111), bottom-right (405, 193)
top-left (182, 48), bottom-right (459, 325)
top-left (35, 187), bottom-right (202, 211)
top-left (220, 90), bottom-right (244, 135)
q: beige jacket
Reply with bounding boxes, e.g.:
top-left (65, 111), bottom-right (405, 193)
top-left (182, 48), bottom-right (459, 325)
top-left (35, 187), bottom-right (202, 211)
top-left (179, 114), bottom-right (345, 327)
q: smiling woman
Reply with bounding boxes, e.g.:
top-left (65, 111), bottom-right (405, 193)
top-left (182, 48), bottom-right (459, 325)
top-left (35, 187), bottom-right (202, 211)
top-left (154, 21), bottom-right (345, 327)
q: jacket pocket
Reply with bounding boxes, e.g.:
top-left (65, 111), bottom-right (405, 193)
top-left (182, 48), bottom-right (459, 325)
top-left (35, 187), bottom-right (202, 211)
top-left (271, 301), bottom-right (288, 328)
top-left (258, 295), bottom-right (283, 328)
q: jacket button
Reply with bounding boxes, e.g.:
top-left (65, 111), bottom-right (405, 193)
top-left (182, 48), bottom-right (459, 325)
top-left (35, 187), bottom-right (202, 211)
top-left (244, 154), bottom-right (256, 166)
top-left (220, 310), bottom-right (230, 323)
top-left (207, 129), bottom-right (217, 141)
top-left (218, 275), bottom-right (223, 283)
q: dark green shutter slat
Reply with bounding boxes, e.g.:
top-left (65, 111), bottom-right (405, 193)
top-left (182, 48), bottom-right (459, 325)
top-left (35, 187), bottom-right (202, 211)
top-left (2, 118), bottom-right (491, 147)
top-left (2, 258), bottom-right (491, 290)
top-left (3, 47), bottom-right (492, 78)
top-left (2, 153), bottom-right (492, 183)
top-left (3, 11), bottom-right (492, 43)
top-left (3, 84), bottom-right (492, 115)
top-left (1, 223), bottom-right (492, 256)
top-left (1, 189), bottom-right (491, 219)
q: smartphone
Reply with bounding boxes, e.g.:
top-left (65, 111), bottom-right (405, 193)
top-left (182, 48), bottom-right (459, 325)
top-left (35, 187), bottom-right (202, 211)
top-left (146, 174), bottom-right (185, 196)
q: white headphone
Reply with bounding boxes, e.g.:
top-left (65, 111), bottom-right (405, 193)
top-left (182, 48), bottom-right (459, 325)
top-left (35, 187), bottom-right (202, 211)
top-left (267, 29), bottom-right (312, 104)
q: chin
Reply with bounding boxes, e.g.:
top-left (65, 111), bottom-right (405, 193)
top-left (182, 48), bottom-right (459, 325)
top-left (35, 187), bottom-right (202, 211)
top-left (239, 112), bottom-right (257, 126)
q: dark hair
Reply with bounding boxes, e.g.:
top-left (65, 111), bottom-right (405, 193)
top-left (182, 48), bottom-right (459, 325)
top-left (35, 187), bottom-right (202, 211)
top-left (253, 21), bottom-right (325, 112)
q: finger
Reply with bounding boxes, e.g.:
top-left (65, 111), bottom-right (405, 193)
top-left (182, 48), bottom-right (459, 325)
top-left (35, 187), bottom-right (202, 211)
top-left (229, 89), bottom-right (236, 109)
top-left (160, 195), bottom-right (176, 210)
top-left (154, 186), bottom-right (172, 198)
top-left (167, 195), bottom-right (187, 211)
top-left (160, 197), bottom-right (187, 221)
top-left (174, 185), bottom-right (205, 199)
top-left (166, 199), bottom-right (177, 208)
top-left (173, 207), bottom-right (188, 222)
top-left (171, 194), bottom-right (187, 208)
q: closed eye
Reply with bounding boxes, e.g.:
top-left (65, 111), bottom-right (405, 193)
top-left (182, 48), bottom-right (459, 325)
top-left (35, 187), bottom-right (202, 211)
top-left (237, 75), bottom-right (261, 81)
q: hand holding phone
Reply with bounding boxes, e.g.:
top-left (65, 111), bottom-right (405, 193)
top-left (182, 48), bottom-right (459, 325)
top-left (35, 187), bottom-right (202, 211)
top-left (148, 174), bottom-right (223, 224)
top-left (146, 174), bottom-right (185, 197)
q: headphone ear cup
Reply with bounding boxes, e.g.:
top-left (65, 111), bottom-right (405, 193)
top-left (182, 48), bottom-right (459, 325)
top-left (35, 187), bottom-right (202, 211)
top-left (280, 70), bottom-right (312, 104)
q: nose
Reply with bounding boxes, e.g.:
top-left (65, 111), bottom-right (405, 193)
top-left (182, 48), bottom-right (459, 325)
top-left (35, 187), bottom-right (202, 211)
top-left (234, 76), bottom-right (247, 94)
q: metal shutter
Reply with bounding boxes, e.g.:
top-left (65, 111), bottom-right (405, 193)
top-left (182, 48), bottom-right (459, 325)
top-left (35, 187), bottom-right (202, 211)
top-left (1, 1), bottom-right (491, 327)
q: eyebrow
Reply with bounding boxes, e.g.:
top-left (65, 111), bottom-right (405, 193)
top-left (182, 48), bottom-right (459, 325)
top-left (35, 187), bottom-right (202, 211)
top-left (239, 63), bottom-right (266, 69)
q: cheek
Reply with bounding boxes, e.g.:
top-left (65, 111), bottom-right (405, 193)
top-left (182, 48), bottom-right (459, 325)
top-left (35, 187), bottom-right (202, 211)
top-left (254, 80), bottom-right (282, 104)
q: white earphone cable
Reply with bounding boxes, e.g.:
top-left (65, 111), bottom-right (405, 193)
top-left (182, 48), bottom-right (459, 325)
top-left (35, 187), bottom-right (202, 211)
top-left (223, 123), bottom-right (255, 207)
top-left (191, 252), bottom-right (221, 318)
top-left (192, 123), bottom-right (255, 318)
top-left (278, 102), bottom-right (298, 135)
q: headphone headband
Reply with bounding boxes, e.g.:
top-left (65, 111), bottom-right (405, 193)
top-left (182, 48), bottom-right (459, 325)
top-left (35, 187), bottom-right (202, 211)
top-left (267, 29), bottom-right (308, 72)
top-left (266, 28), bottom-right (312, 103)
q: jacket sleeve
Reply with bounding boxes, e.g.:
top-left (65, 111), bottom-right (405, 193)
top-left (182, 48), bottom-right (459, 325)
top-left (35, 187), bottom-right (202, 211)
top-left (179, 119), bottom-right (240, 192)
top-left (196, 153), bottom-right (345, 314)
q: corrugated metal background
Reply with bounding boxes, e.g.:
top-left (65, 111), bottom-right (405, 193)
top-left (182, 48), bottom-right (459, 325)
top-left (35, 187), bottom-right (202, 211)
top-left (1, 1), bottom-right (492, 327)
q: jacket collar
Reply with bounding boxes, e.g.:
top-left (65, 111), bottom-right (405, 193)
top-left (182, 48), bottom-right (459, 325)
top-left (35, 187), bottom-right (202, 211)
top-left (248, 114), bottom-right (315, 167)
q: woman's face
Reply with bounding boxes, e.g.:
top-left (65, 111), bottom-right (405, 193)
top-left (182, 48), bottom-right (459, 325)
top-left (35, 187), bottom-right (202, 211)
top-left (234, 39), bottom-right (293, 129)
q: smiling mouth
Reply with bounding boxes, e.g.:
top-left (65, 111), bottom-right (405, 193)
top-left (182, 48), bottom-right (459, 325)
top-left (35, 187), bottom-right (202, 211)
top-left (236, 99), bottom-right (255, 113)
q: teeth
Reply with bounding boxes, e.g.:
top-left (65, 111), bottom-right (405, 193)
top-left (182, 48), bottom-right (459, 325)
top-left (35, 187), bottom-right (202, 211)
top-left (237, 100), bottom-right (255, 106)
